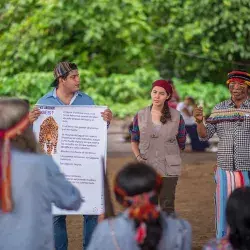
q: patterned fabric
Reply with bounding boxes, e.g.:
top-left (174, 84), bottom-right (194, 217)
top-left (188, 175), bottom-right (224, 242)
top-left (53, 61), bottom-right (77, 79)
top-left (227, 70), bottom-right (250, 86)
top-left (203, 237), bottom-right (233, 250)
top-left (130, 113), bottom-right (186, 150)
top-left (200, 98), bottom-right (250, 171)
top-left (214, 167), bottom-right (250, 239)
top-left (206, 108), bottom-right (248, 124)
top-left (51, 61), bottom-right (78, 86)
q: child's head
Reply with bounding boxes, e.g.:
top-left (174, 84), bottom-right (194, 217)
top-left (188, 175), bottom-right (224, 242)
top-left (184, 96), bottom-right (195, 106)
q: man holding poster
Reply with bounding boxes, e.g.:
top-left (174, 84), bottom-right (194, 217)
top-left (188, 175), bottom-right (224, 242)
top-left (29, 61), bottom-right (113, 250)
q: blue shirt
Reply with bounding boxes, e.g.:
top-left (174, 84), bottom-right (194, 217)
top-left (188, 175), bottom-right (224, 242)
top-left (37, 88), bottom-right (94, 106)
top-left (87, 211), bottom-right (192, 250)
top-left (37, 88), bottom-right (110, 128)
top-left (0, 149), bottom-right (82, 250)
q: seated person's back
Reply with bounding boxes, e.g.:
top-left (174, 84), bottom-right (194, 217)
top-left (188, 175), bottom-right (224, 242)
top-left (87, 162), bottom-right (192, 250)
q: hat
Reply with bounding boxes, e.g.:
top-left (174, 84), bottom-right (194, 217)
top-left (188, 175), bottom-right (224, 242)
top-left (51, 62), bottom-right (78, 87)
top-left (227, 70), bottom-right (250, 86)
top-left (152, 79), bottom-right (173, 96)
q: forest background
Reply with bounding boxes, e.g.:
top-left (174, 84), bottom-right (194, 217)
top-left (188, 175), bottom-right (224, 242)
top-left (1, 0), bottom-right (250, 117)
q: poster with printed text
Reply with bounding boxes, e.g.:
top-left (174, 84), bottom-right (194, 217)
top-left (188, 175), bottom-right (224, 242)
top-left (33, 105), bottom-right (107, 215)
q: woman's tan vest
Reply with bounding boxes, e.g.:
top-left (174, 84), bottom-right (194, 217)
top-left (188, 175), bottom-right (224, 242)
top-left (138, 106), bottom-right (182, 177)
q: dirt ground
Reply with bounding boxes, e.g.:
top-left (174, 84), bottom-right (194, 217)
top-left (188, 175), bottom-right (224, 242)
top-left (66, 151), bottom-right (217, 250)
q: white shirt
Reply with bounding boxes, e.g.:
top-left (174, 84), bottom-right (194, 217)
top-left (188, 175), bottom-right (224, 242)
top-left (176, 102), bottom-right (195, 125)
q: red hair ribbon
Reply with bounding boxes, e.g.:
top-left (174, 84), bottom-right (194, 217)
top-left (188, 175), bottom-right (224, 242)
top-left (128, 192), bottom-right (160, 245)
top-left (135, 222), bottom-right (147, 244)
top-left (127, 191), bottom-right (160, 220)
top-left (0, 113), bottom-right (30, 212)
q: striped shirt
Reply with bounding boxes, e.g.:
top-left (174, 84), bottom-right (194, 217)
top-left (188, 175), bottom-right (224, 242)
top-left (203, 238), bottom-right (233, 250)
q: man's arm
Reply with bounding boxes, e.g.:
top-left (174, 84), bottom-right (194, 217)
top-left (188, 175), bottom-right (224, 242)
top-left (29, 106), bottom-right (41, 124)
top-left (193, 106), bottom-right (216, 140)
top-left (196, 121), bottom-right (208, 138)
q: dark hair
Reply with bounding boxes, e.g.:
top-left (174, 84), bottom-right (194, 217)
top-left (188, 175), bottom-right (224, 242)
top-left (53, 73), bottom-right (69, 88)
top-left (166, 79), bottom-right (173, 85)
top-left (226, 187), bottom-right (250, 250)
top-left (115, 162), bottom-right (162, 250)
top-left (0, 98), bottom-right (38, 153)
top-left (186, 96), bottom-right (195, 105)
top-left (160, 101), bottom-right (171, 124)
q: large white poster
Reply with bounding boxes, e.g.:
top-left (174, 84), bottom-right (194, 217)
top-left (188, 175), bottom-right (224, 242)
top-left (33, 105), bottom-right (107, 215)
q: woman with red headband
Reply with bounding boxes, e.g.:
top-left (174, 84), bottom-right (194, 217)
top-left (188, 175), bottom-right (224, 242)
top-left (130, 79), bottom-right (187, 214)
top-left (0, 98), bottom-right (82, 250)
top-left (87, 162), bottom-right (191, 250)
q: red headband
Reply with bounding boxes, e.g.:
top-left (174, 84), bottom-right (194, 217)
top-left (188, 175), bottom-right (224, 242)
top-left (114, 173), bottom-right (162, 206)
top-left (114, 174), bottom-right (162, 245)
top-left (226, 78), bottom-right (250, 86)
top-left (0, 113), bottom-right (30, 212)
top-left (152, 79), bottom-right (173, 96)
top-left (227, 71), bottom-right (250, 86)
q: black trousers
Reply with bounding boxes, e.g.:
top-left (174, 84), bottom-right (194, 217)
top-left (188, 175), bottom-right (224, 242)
top-left (159, 177), bottom-right (178, 214)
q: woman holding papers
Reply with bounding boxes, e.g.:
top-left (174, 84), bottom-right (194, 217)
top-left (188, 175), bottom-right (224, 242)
top-left (0, 98), bottom-right (82, 250)
top-left (87, 162), bottom-right (191, 250)
top-left (130, 79), bottom-right (186, 214)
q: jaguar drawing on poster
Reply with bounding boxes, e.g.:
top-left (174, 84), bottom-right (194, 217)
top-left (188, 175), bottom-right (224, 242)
top-left (39, 116), bottom-right (58, 155)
